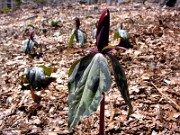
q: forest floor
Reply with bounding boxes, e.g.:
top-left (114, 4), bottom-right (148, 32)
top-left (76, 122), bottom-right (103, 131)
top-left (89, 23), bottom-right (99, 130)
top-left (0, 2), bottom-right (179, 135)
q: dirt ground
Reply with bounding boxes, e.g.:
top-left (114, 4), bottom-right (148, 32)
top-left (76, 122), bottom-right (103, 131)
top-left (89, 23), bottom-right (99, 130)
top-left (0, 2), bottom-right (179, 135)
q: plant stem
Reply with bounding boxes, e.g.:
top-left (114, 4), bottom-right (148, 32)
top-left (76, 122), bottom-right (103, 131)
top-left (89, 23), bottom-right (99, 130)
top-left (30, 87), bottom-right (41, 103)
top-left (99, 93), bottom-right (105, 135)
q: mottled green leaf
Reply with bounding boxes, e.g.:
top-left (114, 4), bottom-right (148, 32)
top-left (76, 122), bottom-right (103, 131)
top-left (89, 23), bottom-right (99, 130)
top-left (68, 53), bottom-right (112, 129)
top-left (101, 45), bottom-right (116, 53)
top-left (75, 29), bottom-right (87, 47)
top-left (118, 26), bottom-right (133, 49)
top-left (23, 39), bottom-right (35, 54)
top-left (68, 53), bottom-right (95, 93)
top-left (20, 74), bottom-right (27, 86)
top-left (20, 24), bottom-right (34, 31)
top-left (114, 31), bottom-right (120, 40)
top-left (50, 20), bottom-right (59, 27)
top-left (39, 65), bottom-right (53, 76)
top-left (27, 24), bottom-right (35, 28)
top-left (24, 67), bottom-right (46, 89)
top-left (68, 33), bottom-right (75, 47)
top-left (91, 28), bottom-right (97, 39)
top-left (68, 59), bottom-right (81, 77)
top-left (86, 15), bottom-right (94, 19)
top-left (107, 54), bottom-right (133, 118)
top-left (118, 26), bottom-right (129, 40)
top-left (20, 74), bottom-right (25, 82)
top-left (69, 28), bottom-right (87, 47)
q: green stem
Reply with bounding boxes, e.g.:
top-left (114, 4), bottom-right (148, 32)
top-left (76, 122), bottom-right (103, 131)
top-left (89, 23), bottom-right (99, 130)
top-left (99, 93), bottom-right (105, 135)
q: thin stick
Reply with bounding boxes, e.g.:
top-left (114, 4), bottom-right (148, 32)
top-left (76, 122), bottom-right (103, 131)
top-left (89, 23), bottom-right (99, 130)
top-left (151, 82), bottom-right (180, 111)
top-left (99, 93), bottom-right (105, 135)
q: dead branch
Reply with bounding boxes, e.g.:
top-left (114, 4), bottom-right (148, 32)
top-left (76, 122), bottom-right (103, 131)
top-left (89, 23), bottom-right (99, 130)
top-left (151, 82), bottom-right (180, 112)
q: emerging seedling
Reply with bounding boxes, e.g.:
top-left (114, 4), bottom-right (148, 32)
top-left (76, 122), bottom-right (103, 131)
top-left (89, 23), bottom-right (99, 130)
top-left (41, 18), bottom-right (47, 35)
top-left (68, 9), bottom-right (133, 134)
top-left (23, 30), bottom-right (42, 58)
top-left (20, 66), bottom-right (55, 103)
top-left (20, 24), bottom-right (35, 37)
top-left (114, 23), bottom-right (133, 49)
top-left (91, 22), bottom-right (97, 39)
top-left (50, 20), bottom-right (60, 28)
top-left (68, 17), bottom-right (87, 47)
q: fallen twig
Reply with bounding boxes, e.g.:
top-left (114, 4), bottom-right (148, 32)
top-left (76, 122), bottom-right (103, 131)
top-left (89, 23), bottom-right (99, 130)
top-left (151, 82), bottom-right (180, 111)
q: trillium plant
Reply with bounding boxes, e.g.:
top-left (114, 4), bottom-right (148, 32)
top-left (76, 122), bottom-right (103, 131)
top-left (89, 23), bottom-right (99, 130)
top-left (23, 30), bottom-right (43, 58)
top-left (41, 18), bottom-right (47, 35)
top-left (20, 24), bottom-right (35, 37)
top-left (68, 18), bottom-right (87, 47)
top-left (50, 20), bottom-right (60, 28)
top-left (23, 31), bottom-right (36, 55)
top-left (91, 22), bottom-right (97, 39)
top-left (114, 23), bottom-right (133, 49)
top-left (68, 9), bottom-right (133, 134)
top-left (20, 66), bottom-right (55, 103)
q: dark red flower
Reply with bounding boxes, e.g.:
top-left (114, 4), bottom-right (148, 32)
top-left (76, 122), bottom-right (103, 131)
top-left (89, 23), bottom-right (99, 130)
top-left (75, 18), bottom-right (80, 29)
top-left (96, 9), bottom-right (110, 52)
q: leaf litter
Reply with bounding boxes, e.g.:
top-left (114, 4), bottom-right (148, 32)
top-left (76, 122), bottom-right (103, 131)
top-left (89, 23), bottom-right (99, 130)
top-left (0, 2), bottom-right (179, 135)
